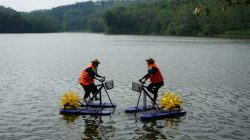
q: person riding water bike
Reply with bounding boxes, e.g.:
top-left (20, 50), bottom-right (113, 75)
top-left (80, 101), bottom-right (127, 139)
top-left (79, 59), bottom-right (105, 102)
top-left (139, 58), bottom-right (164, 108)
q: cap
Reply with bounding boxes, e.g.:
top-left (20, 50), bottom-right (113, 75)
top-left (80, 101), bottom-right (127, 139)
top-left (145, 58), bottom-right (155, 63)
top-left (91, 59), bottom-right (100, 64)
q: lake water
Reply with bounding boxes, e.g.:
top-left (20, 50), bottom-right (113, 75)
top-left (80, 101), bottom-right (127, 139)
top-left (0, 33), bottom-right (250, 140)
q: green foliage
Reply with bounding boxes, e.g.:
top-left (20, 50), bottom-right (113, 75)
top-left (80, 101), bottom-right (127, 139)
top-left (103, 0), bottom-right (250, 37)
top-left (224, 30), bottom-right (250, 36)
top-left (0, 6), bottom-right (60, 33)
top-left (0, 0), bottom-right (249, 37)
top-left (31, 1), bottom-right (134, 32)
top-left (104, 6), bottom-right (137, 34)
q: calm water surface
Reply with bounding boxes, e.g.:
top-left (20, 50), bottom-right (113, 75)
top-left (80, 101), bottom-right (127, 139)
top-left (0, 33), bottom-right (250, 140)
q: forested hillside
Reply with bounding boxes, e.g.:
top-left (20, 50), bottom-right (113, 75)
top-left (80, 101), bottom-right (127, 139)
top-left (103, 0), bottom-right (250, 36)
top-left (0, 6), bottom-right (60, 33)
top-left (31, 0), bottom-right (137, 32)
top-left (0, 0), bottom-right (249, 37)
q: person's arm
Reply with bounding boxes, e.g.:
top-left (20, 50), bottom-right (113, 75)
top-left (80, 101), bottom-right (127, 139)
top-left (95, 72), bottom-right (102, 78)
top-left (140, 67), bottom-right (158, 82)
top-left (142, 73), bottom-right (149, 80)
top-left (94, 70), bottom-right (105, 81)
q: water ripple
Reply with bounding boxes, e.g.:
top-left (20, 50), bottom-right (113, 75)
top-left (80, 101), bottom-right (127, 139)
top-left (0, 33), bottom-right (250, 139)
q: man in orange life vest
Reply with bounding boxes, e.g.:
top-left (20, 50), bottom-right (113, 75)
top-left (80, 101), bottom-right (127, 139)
top-left (139, 58), bottom-right (164, 107)
top-left (79, 59), bottom-right (105, 102)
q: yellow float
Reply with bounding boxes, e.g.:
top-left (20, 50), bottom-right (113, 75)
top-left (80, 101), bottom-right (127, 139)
top-left (160, 91), bottom-right (183, 111)
top-left (60, 90), bottom-right (80, 109)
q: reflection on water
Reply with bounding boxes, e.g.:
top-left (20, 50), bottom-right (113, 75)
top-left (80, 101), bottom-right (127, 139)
top-left (62, 114), bottom-right (80, 123)
top-left (141, 121), bottom-right (167, 140)
top-left (61, 113), bottom-right (184, 140)
top-left (135, 116), bottom-right (184, 140)
top-left (164, 117), bottom-right (182, 128)
top-left (0, 33), bottom-right (250, 140)
top-left (83, 116), bottom-right (103, 139)
top-left (61, 114), bottom-right (116, 140)
top-left (83, 116), bottom-right (116, 139)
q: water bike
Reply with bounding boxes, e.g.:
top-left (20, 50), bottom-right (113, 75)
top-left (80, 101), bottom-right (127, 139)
top-left (125, 81), bottom-right (158, 113)
top-left (80, 79), bottom-right (116, 108)
top-left (60, 79), bottom-right (116, 116)
top-left (125, 81), bottom-right (186, 120)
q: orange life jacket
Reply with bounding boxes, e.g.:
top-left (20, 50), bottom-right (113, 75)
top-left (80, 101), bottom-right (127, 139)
top-left (80, 64), bottom-right (97, 86)
top-left (148, 63), bottom-right (164, 83)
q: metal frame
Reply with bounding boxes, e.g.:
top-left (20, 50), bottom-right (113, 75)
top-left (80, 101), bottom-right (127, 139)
top-left (84, 80), bottom-right (115, 111)
top-left (135, 81), bottom-right (161, 111)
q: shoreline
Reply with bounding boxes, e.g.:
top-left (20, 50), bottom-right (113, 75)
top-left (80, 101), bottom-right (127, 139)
top-left (0, 31), bottom-right (250, 39)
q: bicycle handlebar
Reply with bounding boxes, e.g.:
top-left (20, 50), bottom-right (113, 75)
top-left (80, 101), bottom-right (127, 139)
top-left (95, 77), bottom-right (106, 87)
top-left (99, 78), bottom-right (105, 83)
top-left (139, 80), bottom-right (146, 85)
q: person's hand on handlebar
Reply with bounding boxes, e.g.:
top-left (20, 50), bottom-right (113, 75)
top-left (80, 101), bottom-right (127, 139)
top-left (97, 78), bottom-right (104, 82)
top-left (139, 78), bottom-right (144, 83)
top-left (102, 76), bottom-right (105, 81)
top-left (139, 77), bottom-right (148, 84)
top-left (100, 76), bottom-right (105, 82)
top-left (96, 76), bottom-right (105, 82)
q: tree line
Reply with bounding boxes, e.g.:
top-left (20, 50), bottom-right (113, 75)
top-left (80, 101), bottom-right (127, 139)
top-left (0, 0), bottom-right (249, 37)
top-left (0, 6), bottom-right (60, 33)
top-left (103, 0), bottom-right (250, 36)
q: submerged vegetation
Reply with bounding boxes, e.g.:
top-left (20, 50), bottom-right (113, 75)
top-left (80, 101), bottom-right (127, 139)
top-left (0, 0), bottom-right (249, 37)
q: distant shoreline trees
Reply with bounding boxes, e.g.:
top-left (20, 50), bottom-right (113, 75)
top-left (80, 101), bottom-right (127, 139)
top-left (193, 0), bottom-right (250, 16)
top-left (0, 6), bottom-right (60, 33)
top-left (0, 0), bottom-right (249, 37)
top-left (103, 0), bottom-right (250, 37)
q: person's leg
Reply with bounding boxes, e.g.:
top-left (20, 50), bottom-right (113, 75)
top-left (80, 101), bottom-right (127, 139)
top-left (81, 84), bottom-right (91, 100)
top-left (147, 81), bottom-right (164, 108)
top-left (90, 84), bottom-right (99, 100)
top-left (152, 81), bottom-right (164, 101)
top-left (152, 84), bottom-right (161, 101)
top-left (147, 83), bottom-right (157, 107)
top-left (146, 83), bottom-right (154, 94)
